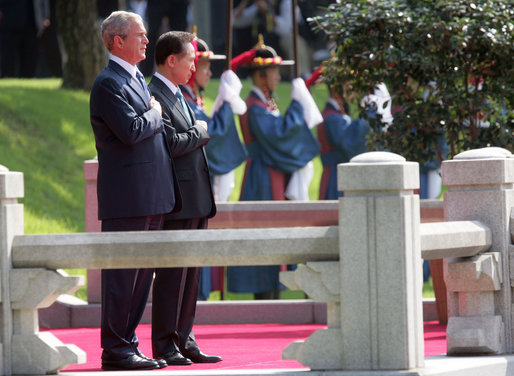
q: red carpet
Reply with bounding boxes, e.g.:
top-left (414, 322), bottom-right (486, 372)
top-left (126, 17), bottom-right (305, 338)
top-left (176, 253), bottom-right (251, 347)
top-left (47, 321), bottom-right (446, 372)
top-left (424, 321), bottom-right (448, 356)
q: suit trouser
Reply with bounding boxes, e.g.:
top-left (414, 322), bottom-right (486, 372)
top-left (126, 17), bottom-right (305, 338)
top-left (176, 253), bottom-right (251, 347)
top-left (152, 217), bottom-right (207, 357)
top-left (101, 214), bottom-right (164, 361)
top-left (0, 29), bottom-right (38, 78)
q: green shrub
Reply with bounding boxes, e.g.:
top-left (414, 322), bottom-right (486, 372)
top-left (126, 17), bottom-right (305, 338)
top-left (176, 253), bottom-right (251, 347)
top-left (312, 0), bottom-right (513, 164)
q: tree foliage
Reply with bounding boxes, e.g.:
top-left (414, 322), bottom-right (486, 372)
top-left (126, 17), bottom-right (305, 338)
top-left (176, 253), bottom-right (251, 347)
top-left (312, 0), bottom-right (514, 164)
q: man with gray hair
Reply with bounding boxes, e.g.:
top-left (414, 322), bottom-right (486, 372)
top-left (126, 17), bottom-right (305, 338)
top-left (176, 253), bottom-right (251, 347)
top-left (90, 10), bottom-right (181, 371)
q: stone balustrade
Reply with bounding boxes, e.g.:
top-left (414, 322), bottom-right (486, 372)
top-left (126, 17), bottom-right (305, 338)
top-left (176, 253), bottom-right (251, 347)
top-left (421, 220), bottom-right (492, 260)
top-left (12, 227), bottom-right (338, 269)
top-left (0, 166), bottom-right (86, 376)
top-left (2, 147), bottom-right (514, 375)
top-left (442, 147), bottom-right (514, 356)
top-left (85, 157), bottom-right (445, 305)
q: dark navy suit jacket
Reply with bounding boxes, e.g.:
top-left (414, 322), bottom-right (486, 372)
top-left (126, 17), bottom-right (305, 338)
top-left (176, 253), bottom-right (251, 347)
top-left (148, 76), bottom-right (215, 220)
top-left (90, 60), bottom-right (181, 220)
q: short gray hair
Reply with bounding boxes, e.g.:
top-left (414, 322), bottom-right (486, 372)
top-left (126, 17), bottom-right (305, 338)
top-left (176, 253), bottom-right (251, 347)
top-left (101, 11), bottom-right (142, 51)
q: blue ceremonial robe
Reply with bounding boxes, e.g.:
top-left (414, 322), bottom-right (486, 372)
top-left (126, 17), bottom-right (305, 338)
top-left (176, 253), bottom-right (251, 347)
top-left (318, 101), bottom-right (369, 200)
top-left (228, 89), bottom-right (320, 294)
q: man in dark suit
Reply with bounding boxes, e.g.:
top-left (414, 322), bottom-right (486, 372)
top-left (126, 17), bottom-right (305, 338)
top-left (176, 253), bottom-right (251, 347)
top-left (89, 11), bottom-right (181, 371)
top-left (148, 31), bottom-right (222, 366)
top-left (0, 0), bottom-right (50, 77)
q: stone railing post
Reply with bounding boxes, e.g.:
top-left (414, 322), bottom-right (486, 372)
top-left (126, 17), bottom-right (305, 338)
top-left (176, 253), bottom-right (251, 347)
top-left (1, 165), bottom-right (86, 375)
top-left (0, 165), bottom-right (24, 375)
top-left (338, 152), bottom-right (424, 370)
top-left (442, 147), bottom-right (514, 355)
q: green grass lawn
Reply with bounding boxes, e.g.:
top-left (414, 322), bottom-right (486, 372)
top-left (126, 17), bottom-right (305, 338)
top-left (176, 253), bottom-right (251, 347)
top-left (0, 77), bottom-right (329, 233)
top-left (0, 77), bottom-right (434, 301)
top-left (0, 79), bottom-right (94, 234)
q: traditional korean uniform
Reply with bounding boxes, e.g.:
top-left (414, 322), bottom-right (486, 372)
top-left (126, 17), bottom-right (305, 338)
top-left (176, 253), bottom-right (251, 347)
top-left (226, 37), bottom-right (322, 297)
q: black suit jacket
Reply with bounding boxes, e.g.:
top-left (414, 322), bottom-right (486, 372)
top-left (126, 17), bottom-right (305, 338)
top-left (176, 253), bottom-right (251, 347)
top-left (90, 60), bottom-right (181, 220)
top-left (149, 75), bottom-right (216, 220)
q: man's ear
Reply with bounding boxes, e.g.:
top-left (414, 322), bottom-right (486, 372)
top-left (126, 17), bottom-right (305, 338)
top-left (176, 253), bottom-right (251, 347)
top-left (167, 55), bottom-right (175, 68)
top-left (114, 35), bottom-right (124, 49)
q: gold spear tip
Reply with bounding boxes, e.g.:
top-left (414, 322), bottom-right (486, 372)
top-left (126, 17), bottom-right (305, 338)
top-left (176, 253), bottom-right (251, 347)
top-left (256, 34), bottom-right (266, 49)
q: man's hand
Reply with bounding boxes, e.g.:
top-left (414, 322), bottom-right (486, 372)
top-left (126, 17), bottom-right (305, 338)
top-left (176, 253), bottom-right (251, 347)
top-left (149, 96), bottom-right (162, 116)
top-left (195, 120), bottom-right (208, 131)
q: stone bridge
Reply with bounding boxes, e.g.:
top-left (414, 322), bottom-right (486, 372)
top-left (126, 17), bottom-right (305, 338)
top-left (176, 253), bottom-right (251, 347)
top-left (1, 148), bottom-right (514, 375)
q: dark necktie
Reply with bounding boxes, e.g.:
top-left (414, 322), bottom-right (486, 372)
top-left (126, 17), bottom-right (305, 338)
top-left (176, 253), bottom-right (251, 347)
top-left (176, 88), bottom-right (193, 125)
top-left (136, 71), bottom-right (151, 102)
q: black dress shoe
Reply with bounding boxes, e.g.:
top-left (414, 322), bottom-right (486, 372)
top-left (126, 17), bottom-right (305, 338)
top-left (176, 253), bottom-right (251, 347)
top-left (157, 350), bottom-right (193, 365)
top-left (140, 355), bottom-right (167, 368)
top-left (101, 354), bottom-right (161, 371)
top-left (135, 349), bottom-right (168, 368)
top-left (183, 349), bottom-right (222, 363)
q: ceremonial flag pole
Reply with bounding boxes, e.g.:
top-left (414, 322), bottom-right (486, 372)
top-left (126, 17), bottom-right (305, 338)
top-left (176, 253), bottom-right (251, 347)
top-left (292, 0), bottom-right (300, 78)
top-left (225, 0), bottom-right (234, 71)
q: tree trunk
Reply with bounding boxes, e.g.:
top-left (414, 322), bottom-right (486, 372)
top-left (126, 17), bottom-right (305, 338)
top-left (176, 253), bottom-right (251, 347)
top-left (56, 0), bottom-right (107, 91)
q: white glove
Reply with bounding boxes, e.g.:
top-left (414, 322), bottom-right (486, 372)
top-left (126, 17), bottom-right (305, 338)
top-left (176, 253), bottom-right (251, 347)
top-left (211, 70), bottom-right (247, 116)
top-left (291, 77), bottom-right (323, 129)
